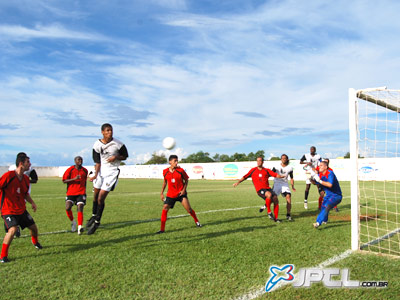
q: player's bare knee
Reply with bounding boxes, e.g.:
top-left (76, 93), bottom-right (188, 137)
top-left (29, 224), bottom-right (38, 235)
top-left (8, 226), bottom-right (18, 235)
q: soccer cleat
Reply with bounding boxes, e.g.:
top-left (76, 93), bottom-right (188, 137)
top-left (0, 257), bottom-right (10, 263)
top-left (87, 222), bottom-right (100, 235)
top-left (15, 227), bottom-right (21, 238)
top-left (267, 212), bottom-right (275, 220)
top-left (304, 201), bottom-right (308, 209)
top-left (259, 205), bottom-right (266, 213)
top-left (71, 220), bottom-right (77, 232)
top-left (196, 222), bottom-right (202, 228)
top-left (286, 215), bottom-right (292, 221)
top-left (34, 242), bottom-right (43, 250)
top-left (86, 216), bottom-right (95, 229)
top-left (313, 222), bottom-right (320, 228)
top-left (78, 225), bottom-right (84, 235)
top-left (156, 230), bottom-right (165, 234)
top-left (274, 219), bottom-right (282, 223)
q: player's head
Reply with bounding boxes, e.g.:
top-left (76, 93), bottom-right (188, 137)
top-left (16, 152), bottom-right (31, 171)
top-left (256, 156), bottom-right (264, 167)
top-left (281, 154), bottom-right (289, 165)
top-left (310, 146), bottom-right (316, 154)
top-left (323, 158), bottom-right (330, 166)
top-left (169, 155), bottom-right (178, 167)
top-left (74, 156), bottom-right (83, 167)
top-left (101, 123), bottom-right (113, 139)
top-left (319, 160), bottom-right (328, 172)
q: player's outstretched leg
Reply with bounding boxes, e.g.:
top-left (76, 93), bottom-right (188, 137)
top-left (157, 204), bottom-right (170, 234)
top-left (181, 198), bottom-right (201, 228)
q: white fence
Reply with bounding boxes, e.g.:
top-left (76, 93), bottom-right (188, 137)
top-left (1, 158), bottom-right (397, 181)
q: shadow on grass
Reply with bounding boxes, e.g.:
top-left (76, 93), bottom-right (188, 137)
top-left (13, 215), bottom-right (275, 260)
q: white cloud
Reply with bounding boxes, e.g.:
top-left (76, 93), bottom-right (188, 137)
top-left (0, 23), bottom-right (106, 41)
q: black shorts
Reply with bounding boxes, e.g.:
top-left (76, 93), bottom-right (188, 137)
top-left (164, 194), bottom-right (188, 209)
top-left (66, 195), bottom-right (86, 206)
top-left (2, 210), bottom-right (35, 231)
top-left (257, 189), bottom-right (275, 200)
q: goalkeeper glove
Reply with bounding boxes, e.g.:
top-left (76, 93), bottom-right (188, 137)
top-left (313, 174), bottom-right (321, 183)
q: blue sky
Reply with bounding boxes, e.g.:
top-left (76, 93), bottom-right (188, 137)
top-left (1, 0), bottom-right (400, 166)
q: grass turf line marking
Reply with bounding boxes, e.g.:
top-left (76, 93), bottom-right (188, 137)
top-left (5, 197), bottom-right (350, 239)
top-left (232, 249), bottom-right (353, 300)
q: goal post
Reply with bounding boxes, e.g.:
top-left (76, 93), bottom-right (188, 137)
top-left (349, 87), bottom-right (400, 256)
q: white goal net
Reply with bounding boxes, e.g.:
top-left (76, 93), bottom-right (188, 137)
top-left (349, 87), bottom-right (400, 256)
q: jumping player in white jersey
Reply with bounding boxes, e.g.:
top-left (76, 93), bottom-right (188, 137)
top-left (86, 123), bottom-right (128, 235)
top-left (300, 146), bottom-right (321, 209)
top-left (272, 154), bottom-right (296, 221)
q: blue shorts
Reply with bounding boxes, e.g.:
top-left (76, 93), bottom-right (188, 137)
top-left (322, 194), bottom-right (342, 208)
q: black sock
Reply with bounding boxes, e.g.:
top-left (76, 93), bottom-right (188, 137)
top-left (92, 201), bottom-right (98, 216)
top-left (95, 204), bottom-right (105, 223)
top-left (304, 191), bottom-right (309, 200)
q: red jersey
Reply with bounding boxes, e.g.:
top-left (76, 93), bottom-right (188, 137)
top-left (62, 166), bottom-right (88, 196)
top-left (0, 171), bottom-right (30, 215)
top-left (243, 167), bottom-right (278, 192)
top-left (163, 167), bottom-right (189, 198)
top-left (316, 166), bottom-right (333, 172)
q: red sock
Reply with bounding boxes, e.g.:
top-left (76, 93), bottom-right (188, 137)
top-left (318, 196), bottom-right (323, 210)
top-left (77, 212), bottom-right (83, 226)
top-left (66, 210), bottom-right (74, 221)
top-left (31, 236), bottom-right (38, 245)
top-left (161, 209), bottom-right (168, 231)
top-left (265, 198), bottom-right (272, 214)
top-left (189, 209), bottom-right (199, 223)
top-left (274, 204), bottom-right (279, 220)
top-left (1, 243), bottom-right (10, 258)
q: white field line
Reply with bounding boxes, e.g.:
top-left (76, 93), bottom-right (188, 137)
top-left (5, 196), bottom-right (350, 239)
top-left (232, 249), bottom-right (353, 300)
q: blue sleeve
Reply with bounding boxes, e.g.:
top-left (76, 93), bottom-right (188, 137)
top-left (326, 171), bottom-right (335, 185)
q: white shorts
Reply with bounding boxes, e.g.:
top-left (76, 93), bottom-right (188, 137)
top-left (273, 183), bottom-right (291, 197)
top-left (305, 172), bottom-right (312, 184)
top-left (93, 170), bottom-right (120, 192)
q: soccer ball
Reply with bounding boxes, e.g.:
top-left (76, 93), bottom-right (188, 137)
top-left (162, 137), bottom-right (176, 150)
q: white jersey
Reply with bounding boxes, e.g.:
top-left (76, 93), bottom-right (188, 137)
top-left (272, 164), bottom-right (293, 185)
top-left (93, 138), bottom-right (127, 174)
top-left (300, 153), bottom-right (321, 168)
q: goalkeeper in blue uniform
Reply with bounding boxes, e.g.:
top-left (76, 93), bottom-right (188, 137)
top-left (310, 160), bottom-right (342, 228)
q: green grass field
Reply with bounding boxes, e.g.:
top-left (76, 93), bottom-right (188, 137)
top-left (0, 178), bottom-right (399, 300)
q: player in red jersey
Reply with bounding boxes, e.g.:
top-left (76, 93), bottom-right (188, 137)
top-left (0, 153), bottom-right (42, 263)
top-left (233, 156), bottom-right (285, 222)
top-left (62, 156), bottom-right (88, 235)
top-left (314, 158), bottom-right (338, 212)
top-left (157, 155), bottom-right (201, 234)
